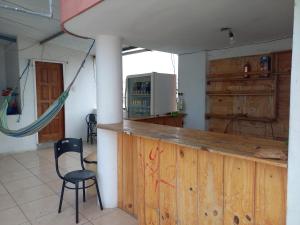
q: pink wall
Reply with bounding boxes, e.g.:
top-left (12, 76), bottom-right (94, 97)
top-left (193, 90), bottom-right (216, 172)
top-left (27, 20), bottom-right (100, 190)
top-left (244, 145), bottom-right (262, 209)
top-left (60, 0), bottom-right (102, 24)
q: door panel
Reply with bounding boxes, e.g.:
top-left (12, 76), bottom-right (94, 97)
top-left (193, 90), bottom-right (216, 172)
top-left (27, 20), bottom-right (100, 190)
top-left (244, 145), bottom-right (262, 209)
top-left (35, 62), bottom-right (65, 143)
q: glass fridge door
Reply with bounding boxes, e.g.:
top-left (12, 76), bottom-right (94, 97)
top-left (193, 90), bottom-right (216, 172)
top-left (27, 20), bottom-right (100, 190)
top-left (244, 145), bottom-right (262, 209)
top-left (128, 76), bottom-right (151, 118)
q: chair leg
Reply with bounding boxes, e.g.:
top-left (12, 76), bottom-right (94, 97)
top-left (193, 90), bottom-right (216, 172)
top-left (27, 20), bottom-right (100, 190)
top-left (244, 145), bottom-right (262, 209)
top-left (82, 180), bottom-right (86, 202)
top-left (58, 180), bottom-right (65, 213)
top-left (75, 182), bottom-right (79, 224)
top-left (87, 126), bottom-right (90, 143)
top-left (94, 177), bottom-right (103, 210)
top-left (90, 127), bottom-right (93, 145)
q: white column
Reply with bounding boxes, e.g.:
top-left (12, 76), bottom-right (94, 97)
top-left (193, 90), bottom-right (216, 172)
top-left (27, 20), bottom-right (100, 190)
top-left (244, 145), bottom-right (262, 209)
top-left (95, 35), bottom-right (122, 208)
top-left (178, 51), bottom-right (207, 130)
top-left (287, 0), bottom-right (300, 224)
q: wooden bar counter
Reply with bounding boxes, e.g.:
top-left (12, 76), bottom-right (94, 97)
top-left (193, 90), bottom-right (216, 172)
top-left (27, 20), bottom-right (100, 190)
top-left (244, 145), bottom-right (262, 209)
top-left (98, 120), bottom-right (288, 225)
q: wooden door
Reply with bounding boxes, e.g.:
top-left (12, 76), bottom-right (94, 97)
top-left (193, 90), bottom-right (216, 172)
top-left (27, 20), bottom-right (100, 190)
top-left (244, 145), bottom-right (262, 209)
top-left (35, 62), bottom-right (65, 143)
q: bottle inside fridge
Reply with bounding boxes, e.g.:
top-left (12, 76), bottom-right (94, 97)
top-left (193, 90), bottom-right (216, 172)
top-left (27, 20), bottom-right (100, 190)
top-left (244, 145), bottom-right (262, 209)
top-left (128, 76), bottom-right (151, 117)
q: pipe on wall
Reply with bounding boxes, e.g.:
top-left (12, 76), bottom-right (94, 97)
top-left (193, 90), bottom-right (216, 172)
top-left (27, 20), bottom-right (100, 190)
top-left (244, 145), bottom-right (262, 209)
top-left (0, 0), bottom-right (53, 18)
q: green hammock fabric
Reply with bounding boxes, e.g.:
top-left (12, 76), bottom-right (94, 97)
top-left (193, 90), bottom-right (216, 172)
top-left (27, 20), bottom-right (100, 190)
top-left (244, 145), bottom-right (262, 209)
top-left (0, 91), bottom-right (69, 137)
top-left (0, 39), bottom-right (94, 138)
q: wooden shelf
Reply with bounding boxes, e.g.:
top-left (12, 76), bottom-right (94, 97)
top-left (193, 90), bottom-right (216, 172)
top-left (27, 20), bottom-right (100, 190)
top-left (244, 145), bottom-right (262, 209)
top-left (206, 90), bottom-right (275, 96)
top-left (207, 51), bottom-right (291, 140)
top-left (205, 113), bottom-right (276, 122)
top-left (208, 71), bottom-right (272, 78)
top-left (207, 75), bottom-right (276, 83)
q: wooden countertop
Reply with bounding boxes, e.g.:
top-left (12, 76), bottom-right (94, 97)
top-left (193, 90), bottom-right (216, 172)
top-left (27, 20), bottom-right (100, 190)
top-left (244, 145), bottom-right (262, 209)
top-left (98, 120), bottom-right (288, 168)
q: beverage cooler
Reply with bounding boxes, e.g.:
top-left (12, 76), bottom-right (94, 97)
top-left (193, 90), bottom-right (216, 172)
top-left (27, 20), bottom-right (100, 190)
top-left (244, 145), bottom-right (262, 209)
top-left (125, 73), bottom-right (176, 118)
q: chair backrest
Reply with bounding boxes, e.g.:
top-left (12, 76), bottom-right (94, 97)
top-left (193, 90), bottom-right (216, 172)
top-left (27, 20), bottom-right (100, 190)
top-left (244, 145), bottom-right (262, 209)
top-left (54, 138), bottom-right (85, 179)
top-left (86, 113), bottom-right (97, 124)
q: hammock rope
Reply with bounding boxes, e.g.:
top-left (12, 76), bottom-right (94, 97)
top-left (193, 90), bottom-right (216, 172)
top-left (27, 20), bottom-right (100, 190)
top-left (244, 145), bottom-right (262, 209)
top-left (0, 39), bottom-right (95, 137)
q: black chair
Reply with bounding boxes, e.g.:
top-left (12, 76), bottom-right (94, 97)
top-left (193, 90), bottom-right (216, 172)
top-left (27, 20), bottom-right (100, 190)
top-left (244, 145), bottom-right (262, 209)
top-left (54, 138), bottom-right (103, 224)
top-left (86, 114), bottom-right (97, 144)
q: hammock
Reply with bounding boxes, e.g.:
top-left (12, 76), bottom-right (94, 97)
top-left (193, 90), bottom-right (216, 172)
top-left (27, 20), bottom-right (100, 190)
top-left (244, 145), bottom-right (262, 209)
top-left (0, 40), bottom-right (95, 138)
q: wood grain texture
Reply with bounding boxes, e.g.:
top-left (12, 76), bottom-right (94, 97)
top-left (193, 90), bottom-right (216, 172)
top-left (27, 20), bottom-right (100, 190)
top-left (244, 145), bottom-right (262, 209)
top-left (35, 62), bottom-right (65, 143)
top-left (99, 120), bottom-right (287, 168)
top-left (145, 207), bottom-right (160, 225)
top-left (198, 151), bottom-right (224, 225)
top-left (116, 133), bottom-right (287, 225)
top-left (207, 51), bottom-right (292, 141)
top-left (159, 141), bottom-right (177, 225)
top-left (144, 138), bottom-right (160, 224)
top-left (138, 137), bottom-right (146, 225)
top-left (132, 136), bottom-right (139, 217)
top-left (255, 163), bottom-right (287, 225)
top-left (177, 146), bottom-right (198, 225)
top-left (122, 134), bottom-right (134, 214)
top-left (117, 133), bottom-right (123, 208)
top-left (224, 157), bottom-right (255, 225)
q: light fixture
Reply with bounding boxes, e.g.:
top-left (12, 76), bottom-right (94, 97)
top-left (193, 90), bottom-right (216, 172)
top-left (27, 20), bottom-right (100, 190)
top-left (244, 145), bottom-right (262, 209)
top-left (221, 27), bottom-right (235, 45)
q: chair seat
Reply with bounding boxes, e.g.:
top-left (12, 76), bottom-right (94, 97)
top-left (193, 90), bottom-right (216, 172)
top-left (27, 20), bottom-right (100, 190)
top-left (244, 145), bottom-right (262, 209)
top-left (64, 169), bottom-right (96, 183)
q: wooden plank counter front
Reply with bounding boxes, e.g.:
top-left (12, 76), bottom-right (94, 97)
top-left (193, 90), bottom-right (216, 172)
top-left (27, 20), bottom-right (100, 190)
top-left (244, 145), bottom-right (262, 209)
top-left (98, 120), bottom-right (288, 225)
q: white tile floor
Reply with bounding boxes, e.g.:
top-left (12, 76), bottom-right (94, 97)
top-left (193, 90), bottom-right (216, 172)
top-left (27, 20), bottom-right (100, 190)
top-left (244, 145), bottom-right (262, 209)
top-left (0, 144), bottom-right (138, 225)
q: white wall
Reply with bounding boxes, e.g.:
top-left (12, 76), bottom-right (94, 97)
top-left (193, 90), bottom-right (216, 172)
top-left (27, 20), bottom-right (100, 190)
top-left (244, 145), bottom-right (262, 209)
top-left (0, 37), bottom-right (96, 154)
top-left (178, 51), bottom-right (207, 130)
top-left (0, 45), bottom-right (6, 93)
top-left (178, 38), bottom-right (292, 131)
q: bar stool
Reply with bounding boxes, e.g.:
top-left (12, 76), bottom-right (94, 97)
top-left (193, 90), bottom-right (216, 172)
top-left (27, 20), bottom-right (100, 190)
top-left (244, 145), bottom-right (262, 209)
top-left (86, 114), bottom-right (97, 144)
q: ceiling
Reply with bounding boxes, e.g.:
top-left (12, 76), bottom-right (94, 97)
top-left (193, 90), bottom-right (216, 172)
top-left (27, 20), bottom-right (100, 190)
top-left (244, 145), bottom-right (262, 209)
top-left (0, 0), bottom-right (93, 52)
top-left (64, 0), bottom-right (294, 54)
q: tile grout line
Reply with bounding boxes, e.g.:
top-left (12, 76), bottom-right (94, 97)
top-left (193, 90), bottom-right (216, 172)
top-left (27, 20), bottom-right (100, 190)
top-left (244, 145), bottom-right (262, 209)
top-left (1, 147), bottom-right (101, 224)
top-left (10, 153), bottom-right (73, 223)
top-left (9, 152), bottom-right (65, 224)
top-left (0, 155), bottom-right (41, 196)
top-left (0, 178), bottom-right (33, 225)
top-left (0, 192), bottom-right (20, 212)
top-left (9, 154), bottom-right (55, 193)
top-left (10, 184), bottom-right (56, 206)
top-left (12, 149), bottom-right (97, 224)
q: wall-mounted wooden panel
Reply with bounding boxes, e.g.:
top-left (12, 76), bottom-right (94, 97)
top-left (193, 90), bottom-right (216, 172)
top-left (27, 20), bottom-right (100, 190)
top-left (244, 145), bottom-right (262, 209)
top-left (273, 51), bottom-right (292, 73)
top-left (207, 51), bottom-right (291, 140)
